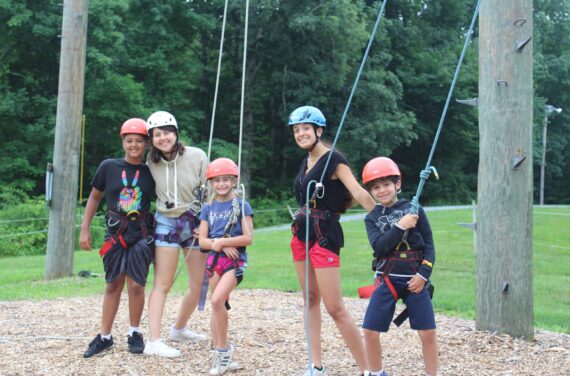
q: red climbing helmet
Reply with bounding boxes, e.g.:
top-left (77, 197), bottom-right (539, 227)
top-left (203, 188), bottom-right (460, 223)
top-left (362, 157), bottom-right (401, 185)
top-left (206, 158), bottom-right (239, 180)
top-left (120, 118), bottom-right (148, 137)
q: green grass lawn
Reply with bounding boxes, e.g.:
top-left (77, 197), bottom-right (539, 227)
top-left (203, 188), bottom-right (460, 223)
top-left (1, 206), bottom-right (569, 333)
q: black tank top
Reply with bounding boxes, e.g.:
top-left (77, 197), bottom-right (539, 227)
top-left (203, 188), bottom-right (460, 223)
top-left (293, 150), bottom-right (350, 252)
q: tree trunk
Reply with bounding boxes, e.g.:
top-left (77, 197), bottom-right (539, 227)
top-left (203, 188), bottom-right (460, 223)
top-left (477, 0), bottom-right (533, 339)
top-left (45, 0), bottom-right (89, 279)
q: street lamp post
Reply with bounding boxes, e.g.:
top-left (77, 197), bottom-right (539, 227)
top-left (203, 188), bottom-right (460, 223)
top-left (540, 104), bottom-right (563, 205)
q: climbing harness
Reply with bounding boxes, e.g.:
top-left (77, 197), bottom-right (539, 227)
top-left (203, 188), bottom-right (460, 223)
top-left (199, 196), bottom-right (245, 311)
top-left (99, 209), bottom-right (154, 257)
top-left (154, 208), bottom-right (200, 248)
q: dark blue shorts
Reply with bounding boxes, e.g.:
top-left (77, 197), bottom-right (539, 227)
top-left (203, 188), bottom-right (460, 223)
top-left (362, 276), bottom-right (436, 332)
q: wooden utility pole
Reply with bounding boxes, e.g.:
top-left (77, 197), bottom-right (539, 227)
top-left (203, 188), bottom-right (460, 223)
top-left (477, 0), bottom-right (534, 339)
top-left (45, 0), bottom-right (89, 279)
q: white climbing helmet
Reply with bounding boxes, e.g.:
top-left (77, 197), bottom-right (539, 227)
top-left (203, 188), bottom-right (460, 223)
top-left (146, 111), bottom-right (178, 133)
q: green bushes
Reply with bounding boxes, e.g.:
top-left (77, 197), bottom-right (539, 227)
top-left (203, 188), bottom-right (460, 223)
top-left (0, 198), bottom-right (49, 257)
top-left (0, 197), bottom-right (107, 257)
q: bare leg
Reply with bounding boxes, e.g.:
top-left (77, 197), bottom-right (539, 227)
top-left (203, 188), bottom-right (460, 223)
top-left (100, 274), bottom-right (127, 335)
top-left (210, 272), bottom-right (237, 349)
top-left (418, 329), bottom-right (438, 375)
top-left (294, 261), bottom-right (323, 369)
top-left (173, 249), bottom-right (208, 329)
top-left (209, 273), bottom-right (221, 348)
top-left (363, 328), bottom-right (383, 373)
top-left (315, 267), bottom-right (367, 373)
top-left (126, 277), bottom-right (145, 327)
top-left (147, 246), bottom-right (179, 341)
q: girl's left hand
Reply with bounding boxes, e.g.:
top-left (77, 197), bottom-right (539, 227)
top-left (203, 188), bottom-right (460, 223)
top-left (407, 275), bottom-right (426, 294)
top-left (222, 247), bottom-right (239, 260)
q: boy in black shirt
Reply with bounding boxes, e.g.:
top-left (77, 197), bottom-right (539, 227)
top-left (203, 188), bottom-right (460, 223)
top-left (361, 157), bottom-right (438, 376)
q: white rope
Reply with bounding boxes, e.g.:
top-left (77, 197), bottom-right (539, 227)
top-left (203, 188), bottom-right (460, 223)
top-left (236, 0), bottom-right (249, 188)
top-left (207, 0), bottom-right (230, 161)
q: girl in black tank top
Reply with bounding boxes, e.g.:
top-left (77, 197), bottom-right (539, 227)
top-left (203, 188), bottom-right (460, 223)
top-left (288, 106), bottom-right (376, 375)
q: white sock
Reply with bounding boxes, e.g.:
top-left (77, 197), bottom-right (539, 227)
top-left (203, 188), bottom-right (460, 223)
top-left (369, 371), bottom-right (384, 376)
top-left (128, 326), bottom-right (141, 336)
top-left (100, 333), bottom-right (112, 340)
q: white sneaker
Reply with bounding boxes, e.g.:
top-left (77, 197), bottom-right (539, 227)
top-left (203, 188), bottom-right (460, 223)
top-left (169, 326), bottom-right (208, 342)
top-left (303, 365), bottom-right (327, 376)
top-left (143, 340), bottom-right (181, 357)
top-left (209, 344), bottom-right (238, 375)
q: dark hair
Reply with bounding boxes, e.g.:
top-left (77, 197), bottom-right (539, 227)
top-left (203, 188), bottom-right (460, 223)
top-left (148, 125), bottom-right (186, 163)
top-left (364, 176), bottom-right (401, 191)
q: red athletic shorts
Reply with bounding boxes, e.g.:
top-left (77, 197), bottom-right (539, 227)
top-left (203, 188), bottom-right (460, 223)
top-left (290, 236), bottom-right (340, 268)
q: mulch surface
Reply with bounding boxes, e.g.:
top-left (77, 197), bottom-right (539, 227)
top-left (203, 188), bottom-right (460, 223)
top-left (0, 289), bottom-right (568, 375)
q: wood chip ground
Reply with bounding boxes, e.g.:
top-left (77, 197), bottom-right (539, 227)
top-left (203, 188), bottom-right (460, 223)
top-left (0, 289), bottom-right (568, 375)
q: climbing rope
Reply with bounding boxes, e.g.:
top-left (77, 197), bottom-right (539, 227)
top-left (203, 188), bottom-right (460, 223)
top-left (302, 1), bottom-right (389, 373)
top-left (236, 0), bottom-right (249, 188)
top-left (409, 0), bottom-right (482, 214)
top-left (207, 0), bottom-right (229, 162)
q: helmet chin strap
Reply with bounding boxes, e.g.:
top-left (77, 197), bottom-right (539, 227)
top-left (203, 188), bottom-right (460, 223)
top-left (308, 138), bottom-right (320, 153)
top-left (307, 127), bottom-right (320, 153)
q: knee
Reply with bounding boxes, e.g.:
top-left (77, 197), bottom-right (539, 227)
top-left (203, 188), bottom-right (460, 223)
top-left (304, 290), bottom-right (321, 309)
top-left (363, 328), bottom-right (379, 343)
top-left (418, 329), bottom-right (437, 345)
top-left (105, 279), bottom-right (124, 294)
top-left (210, 295), bottom-right (227, 312)
top-left (128, 282), bottom-right (145, 297)
top-left (325, 304), bottom-right (347, 321)
top-left (153, 279), bottom-right (173, 294)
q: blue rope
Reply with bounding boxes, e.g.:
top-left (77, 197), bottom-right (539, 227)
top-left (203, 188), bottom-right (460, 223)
top-left (317, 0), bottom-right (389, 187)
top-left (410, 0), bottom-right (482, 214)
top-left (304, 180), bottom-right (318, 374)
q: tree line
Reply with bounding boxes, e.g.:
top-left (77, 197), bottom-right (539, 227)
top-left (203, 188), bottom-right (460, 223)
top-left (1, 0), bottom-right (569, 210)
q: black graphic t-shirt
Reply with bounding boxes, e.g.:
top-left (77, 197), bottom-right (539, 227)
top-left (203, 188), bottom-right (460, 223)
top-left (293, 150), bottom-right (349, 252)
top-left (364, 199), bottom-right (435, 280)
top-left (91, 159), bottom-right (155, 214)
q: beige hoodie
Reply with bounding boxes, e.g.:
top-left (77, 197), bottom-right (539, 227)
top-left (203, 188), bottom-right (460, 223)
top-left (148, 146), bottom-right (208, 218)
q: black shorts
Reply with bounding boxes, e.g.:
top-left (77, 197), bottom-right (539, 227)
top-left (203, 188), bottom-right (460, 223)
top-left (102, 237), bottom-right (154, 286)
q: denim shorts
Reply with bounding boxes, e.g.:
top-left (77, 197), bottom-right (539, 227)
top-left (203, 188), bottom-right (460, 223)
top-left (154, 212), bottom-right (200, 249)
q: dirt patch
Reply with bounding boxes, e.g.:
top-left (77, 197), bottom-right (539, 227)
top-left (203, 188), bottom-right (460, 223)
top-left (0, 289), bottom-right (568, 375)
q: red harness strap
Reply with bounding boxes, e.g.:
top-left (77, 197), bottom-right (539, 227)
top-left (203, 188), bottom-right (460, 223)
top-left (99, 210), bottom-right (149, 257)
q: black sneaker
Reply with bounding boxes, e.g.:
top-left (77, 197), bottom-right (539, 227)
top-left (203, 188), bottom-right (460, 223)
top-left (83, 334), bottom-right (113, 358)
top-left (127, 332), bottom-right (144, 354)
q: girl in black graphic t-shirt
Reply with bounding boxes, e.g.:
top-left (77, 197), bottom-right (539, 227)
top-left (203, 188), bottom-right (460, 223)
top-left (288, 106), bottom-right (376, 376)
top-left (79, 119), bottom-right (155, 358)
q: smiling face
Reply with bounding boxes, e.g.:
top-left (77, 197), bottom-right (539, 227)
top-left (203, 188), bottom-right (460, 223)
top-left (122, 134), bottom-right (147, 163)
top-left (369, 178), bottom-right (401, 207)
top-left (211, 175), bottom-right (236, 200)
top-left (292, 123), bottom-right (322, 150)
top-left (150, 126), bottom-right (177, 154)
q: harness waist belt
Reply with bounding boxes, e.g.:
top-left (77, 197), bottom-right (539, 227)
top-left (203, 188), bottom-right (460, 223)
top-left (294, 206), bottom-right (340, 221)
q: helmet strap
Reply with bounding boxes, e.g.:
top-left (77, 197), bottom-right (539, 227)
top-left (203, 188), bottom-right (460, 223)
top-left (307, 126), bottom-right (320, 152)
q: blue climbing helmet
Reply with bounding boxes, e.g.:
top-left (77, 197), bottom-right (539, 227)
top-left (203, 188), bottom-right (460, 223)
top-left (288, 106), bottom-right (326, 128)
